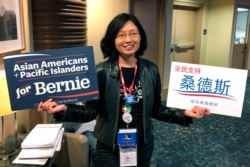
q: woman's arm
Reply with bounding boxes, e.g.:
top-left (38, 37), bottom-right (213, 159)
top-left (37, 99), bottom-right (98, 123)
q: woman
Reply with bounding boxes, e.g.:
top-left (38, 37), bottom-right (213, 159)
top-left (38, 13), bottom-right (210, 167)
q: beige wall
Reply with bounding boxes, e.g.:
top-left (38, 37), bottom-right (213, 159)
top-left (179, 0), bottom-right (250, 69)
top-left (86, 0), bottom-right (129, 64)
top-left (0, 0), bottom-right (129, 139)
top-left (162, 0), bottom-right (245, 91)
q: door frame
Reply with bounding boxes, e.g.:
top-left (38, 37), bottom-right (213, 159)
top-left (231, 4), bottom-right (250, 76)
top-left (159, 0), bottom-right (204, 98)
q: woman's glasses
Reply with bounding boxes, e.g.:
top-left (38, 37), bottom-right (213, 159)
top-left (116, 32), bottom-right (140, 39)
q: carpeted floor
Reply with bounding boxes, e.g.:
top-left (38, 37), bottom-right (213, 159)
top-left (151, 79), bottom-right (250, 167)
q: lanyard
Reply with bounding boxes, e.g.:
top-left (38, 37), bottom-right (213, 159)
top-left (118, 59), bottom-right (138, 97)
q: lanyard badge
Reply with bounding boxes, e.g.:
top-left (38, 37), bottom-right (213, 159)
top-left (118, 59), bottom-right (138, 125)
top-left (117, 129), bottom-right (137, 166)
top-left (118, 60), bottom-right (138, 166)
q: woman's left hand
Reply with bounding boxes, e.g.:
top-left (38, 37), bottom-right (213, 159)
top-left (184, 106), bottom-right (211, 119)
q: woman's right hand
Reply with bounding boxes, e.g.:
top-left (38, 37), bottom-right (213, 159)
top-left (37, 98), bottom-right (67, 114)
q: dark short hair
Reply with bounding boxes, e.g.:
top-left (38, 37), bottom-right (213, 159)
top-left (100, 13), bottom-right (147, 62)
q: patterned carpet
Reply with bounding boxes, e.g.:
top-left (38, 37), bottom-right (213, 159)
top-left (151, 79), bottom-right (250, 167)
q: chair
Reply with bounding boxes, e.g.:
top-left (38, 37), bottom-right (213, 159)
top-left (52, 132), bottom-right (89, 167)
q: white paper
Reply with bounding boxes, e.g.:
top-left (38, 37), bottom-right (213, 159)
top-left (120, 147), bottom-right (137, 166)
top-left (75, 120), bottom-right (96, 133)
top-left (18, 127), bottom-right (64, 159)
top-left (21, 123), bottom-right (63, 148)
top-left (119, 129), bottom-right (137, 133)
top-left (18, 147), bottom-right (56, 159)
top-left (12, 156), bottom-right (48, 165)
top-left (55, 128), bottom-right (64, 151)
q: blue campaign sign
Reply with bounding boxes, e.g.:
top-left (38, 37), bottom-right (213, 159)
top-left (3, 46), bottom-right (99, 111)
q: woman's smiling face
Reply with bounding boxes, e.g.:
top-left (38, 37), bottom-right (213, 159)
top-left (114, 20), bottom-right (141, 58)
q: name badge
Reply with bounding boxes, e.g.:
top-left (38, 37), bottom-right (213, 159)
top-left (117, 129), bottom-right (137, 166)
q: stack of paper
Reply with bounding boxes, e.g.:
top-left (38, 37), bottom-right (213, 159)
top-left (13, 123), bottom-right (64, 165)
